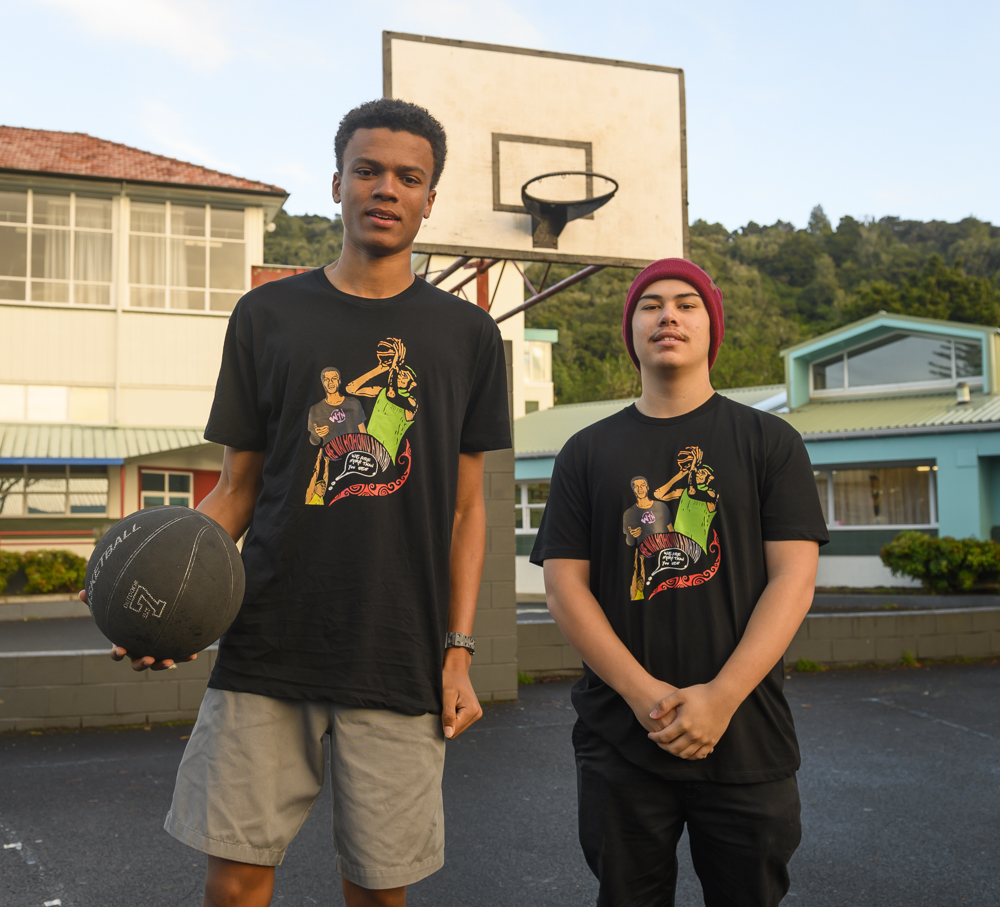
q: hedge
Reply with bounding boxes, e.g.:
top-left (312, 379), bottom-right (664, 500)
top-left (0, 550), bottom-right (87, 595)
top-left (880, 531), bottom-right (1000, 594)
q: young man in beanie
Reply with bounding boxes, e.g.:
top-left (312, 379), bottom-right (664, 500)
top-left (89, 99), bottom-right (511, 906)
top-left (531, 258), bottom-right (828, 906)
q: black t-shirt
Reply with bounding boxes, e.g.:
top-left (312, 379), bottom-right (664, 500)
top-left (530, 395), bottom-right (828, 782)
top-left (205, 269), bottom-right (511, 715)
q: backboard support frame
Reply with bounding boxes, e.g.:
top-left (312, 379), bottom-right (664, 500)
top-left (383, 31), bottom-right (689, 267)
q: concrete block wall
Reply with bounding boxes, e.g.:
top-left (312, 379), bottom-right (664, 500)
top-left (470, 340), bottom-right (518, 703)
top-left (518, 622), bottom-right (583, 679)
top-left (786, 607), bottom-right (1000, 665)
top-left (0, 648), bottom-right (217, 732)
top-left (517, 607), bottom-right (1000, 679)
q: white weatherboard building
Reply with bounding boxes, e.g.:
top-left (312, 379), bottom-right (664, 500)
top-left (0, 127), bottom-right (286, 557)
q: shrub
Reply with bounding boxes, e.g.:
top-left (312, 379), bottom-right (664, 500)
top-left (0, 550), bottom-right (21, 595)
top-left (0, 550), bottom-right (88, 595)
top-left (880, 531), bottom-right (1000, 593)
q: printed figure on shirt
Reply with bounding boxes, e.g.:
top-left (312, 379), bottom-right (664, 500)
top-left (305, 338), bottom-right (418, 505)
top-left (624, 445), bottom-right (722, 599)
top-left (347, 337), bottom-right (419, 463)
top-left (622, 476), bottom-right (673, 600)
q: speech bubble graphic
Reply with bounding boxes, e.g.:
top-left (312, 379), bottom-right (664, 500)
top-left (649, 547), bottom-right (690, 578)
top-left (333, 450), bottom-right (380, 485)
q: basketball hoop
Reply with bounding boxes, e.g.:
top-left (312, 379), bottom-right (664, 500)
top-left (521, 171), bottom-right (619, 249)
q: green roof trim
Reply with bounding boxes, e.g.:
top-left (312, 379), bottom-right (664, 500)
top-left (0, 424), bottom-right (211, 462)
top-left (524, 328), bottom-right (559, 343)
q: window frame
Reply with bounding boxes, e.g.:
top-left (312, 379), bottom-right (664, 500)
top-left (809, 331), bottom-right (985, 399)
top-left (139, 469), bottom-right (194, 509)
top-left (0, 464), bottom-right (109, 518)
top-left (0, 189), bottom-right (115, 309)
top-left (127, 200), bottom-right (246, 314)
top-left (814, 463), bottom-right (938, 530)
top-left (514, 481), bottom-right (549, 534)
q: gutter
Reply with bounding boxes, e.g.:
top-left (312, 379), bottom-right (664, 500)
top-left (802, 421), bottom-right (1000, 441)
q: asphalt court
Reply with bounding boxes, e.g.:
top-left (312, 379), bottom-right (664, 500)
top-left (1, 662), bottom-right (997, 906)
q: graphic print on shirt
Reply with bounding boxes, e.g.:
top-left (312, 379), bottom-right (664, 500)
top-left (304, 338), bottom-right (417, 506)
top-left (621, 445), bottom-right (721, 600)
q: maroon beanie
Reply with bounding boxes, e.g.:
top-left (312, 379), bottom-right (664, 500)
top-left (622, 258), bottom-right (725, 370)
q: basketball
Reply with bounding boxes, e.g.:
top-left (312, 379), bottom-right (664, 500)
top-left (85, 506), bottom-right (245, 661)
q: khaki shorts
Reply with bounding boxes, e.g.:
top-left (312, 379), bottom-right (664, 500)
top-left (164, 688), bottom-right (446, 889)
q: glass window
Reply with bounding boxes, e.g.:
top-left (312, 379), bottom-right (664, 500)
top-left (141, 471), bottom-right (192, 509)
top-left (515, 482), bottom-right (550, 533)
top-left (131, 202), bottom-right (166, 234)
top-left (170, 238), bottom-right (207, 289)
top-left (74, 231), bottom-right (113, 283)
top-left (956, 340), bottom-right (983, 379)
top-left (815, 466), bottom-right (933, 527)
top-left (129, 202), bottom-right (244, 312)
top-left (31, 228), bottom-right (70, 280)
top-left (0, 191), bottom-right (27, 224)
top-left (33, 194), bottom-right (71, 226)
top-left (209, 240), bottom-right (244, 290)
top-left (0, 191), bottom-right (114, 307)
top-left (0, 465), bottom-right (107, 517)
top-left (848, 334), bottom-right (953, 387)
top-left (75, 198), bottom-right (112, 230)
top-left (812, 355), bottom-right (844, 390)
top-left (211, 208), bottom-right (244, 240)
top-left (0, 225), bottom-right (28, 278)
top-left (171, 205), bottom-right (205, 237)
top-left (813, 333), bottom-right (984, 395)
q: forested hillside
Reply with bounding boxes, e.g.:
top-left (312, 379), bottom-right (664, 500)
top-left (265, 207), bottom-right (1000, 404)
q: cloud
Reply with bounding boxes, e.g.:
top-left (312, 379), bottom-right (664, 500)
top-left (34, 0), bottom-right (233, 70)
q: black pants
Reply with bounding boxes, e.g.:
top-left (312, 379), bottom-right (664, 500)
top-left (574, 721), bottom-right (801, 907)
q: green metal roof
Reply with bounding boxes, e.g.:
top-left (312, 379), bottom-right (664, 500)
top-left (0, 424), bottom-right (210, 462)
top-left (524, 328), bottom-right (559, 343)
top-left (515, 385), bottom-right (786, 457)
top-left (780, 390), bottom-right (1000, 439)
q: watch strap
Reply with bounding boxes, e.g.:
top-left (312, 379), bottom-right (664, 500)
top-left (445, 631), bottom-right (475, 656)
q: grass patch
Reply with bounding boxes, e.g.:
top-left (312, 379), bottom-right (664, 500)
top-left (795, 658), bottom-right (829, 673)
top-left (901, 649), bottom-right (920, 667)
top-left (517, 671), bottom-right (535, 685)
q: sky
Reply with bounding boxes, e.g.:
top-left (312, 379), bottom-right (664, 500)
top-left (3, 0), bottom-right (998, 232)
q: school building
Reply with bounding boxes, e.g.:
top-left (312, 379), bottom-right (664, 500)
top-left (0, 126), bottom-right (287, 556)
top-left (514, 312), bottom-right (1000, 593)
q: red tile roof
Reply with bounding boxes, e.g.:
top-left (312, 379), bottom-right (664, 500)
top-left (0, 126), bottom-right (286, 195)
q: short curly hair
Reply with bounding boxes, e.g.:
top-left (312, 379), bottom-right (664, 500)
top-left (334, 98), bottom-right (448, 189)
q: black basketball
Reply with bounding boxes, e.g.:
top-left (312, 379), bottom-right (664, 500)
top-left (85, 506), bottom-right (245, 661)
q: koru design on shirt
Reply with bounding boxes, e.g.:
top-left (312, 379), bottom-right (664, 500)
top-left (622, 445), bottom-right (721, 600)
top-left (304, 337), bottom-right (418, 506)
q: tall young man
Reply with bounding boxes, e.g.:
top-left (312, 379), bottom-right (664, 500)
top-left (99, 99), bottom-right (511, 907)
top-left (531, 258), bottom-right (828, 907)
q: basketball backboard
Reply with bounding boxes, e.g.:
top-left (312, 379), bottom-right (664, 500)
top-left (383, 32), bottom-right (687, 268)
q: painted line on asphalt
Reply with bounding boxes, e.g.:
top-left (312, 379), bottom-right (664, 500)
top-left (863, 698), bottom-right (993, 740)
top-left (463, 720), bottom-right (577, 734)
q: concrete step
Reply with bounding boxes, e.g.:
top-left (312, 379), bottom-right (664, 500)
top-left (0, 595), bottom-right (90, 622)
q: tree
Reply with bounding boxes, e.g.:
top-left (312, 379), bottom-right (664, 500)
top-left (263, 210), bottom-right (344, 267)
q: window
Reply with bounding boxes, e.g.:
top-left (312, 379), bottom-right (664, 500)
top-left (524, 341), bottom-right (552, 383)
top-left (0, 190), bottom-right (113, 306)
top-left (140, 470), bottom-right (193, 508)
top-left (514, 482), bottom-right (549, 532)
top-left (812, 333), bottom-right (983, 396)
top-left (813, 465), bottom-right (937, 528)
top-left (129, 202), bottom-right (245, 313)
top-left (0, 465), bottom-right (108, 516)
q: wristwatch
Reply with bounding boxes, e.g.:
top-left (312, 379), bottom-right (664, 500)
top-left (445, 631), bottom-right (476, 657)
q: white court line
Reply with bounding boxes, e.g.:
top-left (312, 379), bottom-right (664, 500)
top-left (863, 697), bottom-right (993, 740)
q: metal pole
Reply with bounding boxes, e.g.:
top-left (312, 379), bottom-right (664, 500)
top-left (428, 256), bottom-right (470, 287)
top-left (495, 265), bottom-right (604, 323)
top-left (445, 259), bottom-right (500, 295)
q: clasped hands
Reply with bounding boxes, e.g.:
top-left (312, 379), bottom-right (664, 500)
top-left (630, 679), bottom-right (739, 761)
